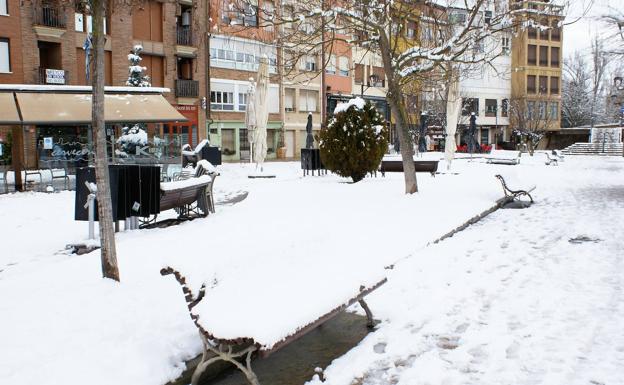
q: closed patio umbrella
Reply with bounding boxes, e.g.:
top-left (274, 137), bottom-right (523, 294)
top-left (253, 57), bottom-right (269, 170)
top-left (445, 77), bottom-right (461, 169)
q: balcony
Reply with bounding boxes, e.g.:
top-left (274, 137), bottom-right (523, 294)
top-left (33, 7), bottom-right (66, 28)
top-left (175, 79), bottom-right (199, 98)
top-left (38, 67), bottom-right (69, 85)
top-left (176, 26), bottom-right (192, 46)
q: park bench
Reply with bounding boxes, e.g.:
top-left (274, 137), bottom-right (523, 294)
top-left (495, 174), bottom-right (535, 204)
top-left (380, 159), bottom-right (439, 177)
top-left (486, 150), bottom-right (521, 165)
top-left (140, 163), bottom-right (218, 227)
top-left (43, 160), bottom-right (71, 190)
top-left (544, 152), bottom-right (559, 166)
top-left (161, 266), bottom-right (386, 385)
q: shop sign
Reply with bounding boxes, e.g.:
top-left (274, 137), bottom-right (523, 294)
top-left (46, 69), bottom-right (66, 85)
top-left (43, 137), bottom-right (53, 150)
top-left (175, 105), bottom-right (197, 112)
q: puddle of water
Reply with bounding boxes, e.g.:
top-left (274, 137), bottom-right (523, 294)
top-left (202, 312), bottom-right (371, 385)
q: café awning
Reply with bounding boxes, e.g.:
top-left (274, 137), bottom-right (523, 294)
top-left (0, 93), bottom-right (21, 124)
top-left (8, 92), bottom-right (187, 125)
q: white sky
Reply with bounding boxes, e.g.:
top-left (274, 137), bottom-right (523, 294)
top-left (563, 0), bottom-right (618, 57)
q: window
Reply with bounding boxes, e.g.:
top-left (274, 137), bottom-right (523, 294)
top-left (1, 0), bottom-right (8, 15)
top-left (539, 19), bottom-right (549, 40)
top-left (550, 76), bottom-right (559, 94)
top-left (210, 90), bottom-right (234, 110)
top-left (527, 75), bottom-right (536, 93)
top-left (299, 55), bottom-right (316, 72)
top-left (462, 98), bottom-right (479, 116)
top-left (527, 101), bottom-right (535, 120)
top-left (551, 20), bottom-right (561, 41)
top-left (480, 128), bottom-right (489, 144)
top-left (238, 92), bottom-right (247, 111)
top-left (539, 46), bottom-right (548, 66)
top-left (133, 2), bottom-right (162, 41)
top-left (539, 76), bottom-right (548, 94)
top-left (528, 26), bottom-right (537, 39)
top-left (449, 12), bottom-right (466, 24)
top-left (538, 101), bottom-right (547, 119)
top-left (550, 46), bottom-right (560, 67)
top-left (501, 98), bottom-right (509, 117)
top-left (285, 88), bottom-right (295, 111)
top-left (485, 99), bottom-right (497, 117)
top-left (527, 45), bottom-right (537, 65)
top-left (406, 20), bottom-right (416, 39)
top-left (75, 13), bottom-right (108, 34)
top-left (222, 0), bottom-right (257, 27)
top-left (354, 63), bottom-right (364, 84)
top-left (550, 101), bottom-right (559, 120)
top-left (0, 38), bottom-right (9, 73)
top-left (299, 89), bottom-right (318, 112)
top-left (502, 36), bottom-right (510, 55)
top-left (325, 55), bottom-right (336, 74)
top-left (484, 10), bottom-right (492, 25)
top-left (371, 66), bottom-right (385, 86)
top-left (338, 56), bottom-right (349, 76)
top-left (262, 0), bottom-right (274, 31)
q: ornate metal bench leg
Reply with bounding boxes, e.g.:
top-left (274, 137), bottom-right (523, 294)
top-left (358, 299), bottom-right (375, 329)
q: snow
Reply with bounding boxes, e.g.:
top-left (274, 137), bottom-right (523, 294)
top-left (334, 97), bottom-right (366, 114)
top-left (160, 175), bottom-right (213, 192)
top-left (1, 156), bottom-right (623, 384)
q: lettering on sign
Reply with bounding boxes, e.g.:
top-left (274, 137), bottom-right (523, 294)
top-left (46, 69), bottom-right (66, 85)
top-left (175, 105), bottom-right (197, 112)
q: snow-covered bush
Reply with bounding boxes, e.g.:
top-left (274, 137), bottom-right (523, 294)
top-left (319, 98), bottom-right (388, 183)
top-left (116, 124), bottom-right (148, 157)
top-left (126, 45), bottom-right (151, 87)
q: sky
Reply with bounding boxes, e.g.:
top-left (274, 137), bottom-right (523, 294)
top-left (563, 0), bottom-right (619, 57)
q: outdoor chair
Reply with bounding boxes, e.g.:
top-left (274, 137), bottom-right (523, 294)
top-left (44, 160), bottom-right (70, 190)
top-left (20, 162), bottom-right (42, 188)
top-left (0, 163), bottom-right (9, 194)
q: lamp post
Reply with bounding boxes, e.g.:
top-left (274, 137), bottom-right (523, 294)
top-left (612, 76), bottom-right (624, 157)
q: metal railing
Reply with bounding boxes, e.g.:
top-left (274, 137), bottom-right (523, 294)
top-left (175, 79), bottom-right (199, 98)
top-left (38, 67), bottom-right (69, 85)
top-left (176, 26), bottom-right (192, 46)
top-left (33, 6), bottom-right (66, 28)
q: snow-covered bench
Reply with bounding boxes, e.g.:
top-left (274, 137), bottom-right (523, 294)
top-left (495, 174), bottom-right (535, 204)
top-left (161, 266), bottom-right (386, 385)
top-left (544, 152), bottom-right (559, 166)
top-left (486, 150), bottom-right (521, 165)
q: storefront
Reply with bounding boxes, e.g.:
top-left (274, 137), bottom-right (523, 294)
top-left (0, 85), bottom-right (187, 190)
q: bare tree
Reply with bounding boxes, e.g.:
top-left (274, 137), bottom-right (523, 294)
top-left (589, 37), bottom-right (610, 128)
top-left (562, 52), bottom-right (592, 128)
top-left (509, 94), bottom-right (556, 155)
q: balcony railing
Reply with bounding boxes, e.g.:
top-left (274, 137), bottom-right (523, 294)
top-left (38, 67), bottom-right (69, 85)
top-left (33, 7), bottom-right (66, 28)
top-left (176, 26), bottom-right (192, 46)
top-left (175, 79), bottom-right (199, 98)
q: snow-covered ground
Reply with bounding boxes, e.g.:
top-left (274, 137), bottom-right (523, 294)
top-left (1, 154), bottom-right (622, 385)
top-left (309, 156), bottom-right (624, 385)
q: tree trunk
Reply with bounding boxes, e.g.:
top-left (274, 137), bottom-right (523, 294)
top-left (377, 34), bottom-right (417, 194)
top-left (92, 0), bottom-right (120, 282)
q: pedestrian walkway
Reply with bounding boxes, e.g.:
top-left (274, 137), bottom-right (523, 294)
top-left (312, 157), bottom-right (624, 385)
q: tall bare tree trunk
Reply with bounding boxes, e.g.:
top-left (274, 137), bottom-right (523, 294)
top-left (378, 35), bottom-right (417, 194)
top-left (92, 0), bottom-right (120, 282)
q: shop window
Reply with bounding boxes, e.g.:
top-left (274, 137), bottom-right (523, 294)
top-left (299, 89), bottom-right (318, 112)
top-left (1, 0), bottom-right (8, 15)
top-left (221, 129), bottom-right (236, 155)
top-left (527, 75), bottom-right (536, 94)
top-left (480, 128), bottom-right (489, 144)
top-left (462, 98), bottom-right (479, 116)
top-left (538, 101), bottom-right (547, 119)
top-left (527, 44), bottom-right (537, 66)
top-left (539, 46), bottom-right (548, 66)
top-left (485, 99), bottom-right (497, 117)
top-left (0, 38), bottom-right (10, 73)
top-left (210, 90), bottom-right (234, 110)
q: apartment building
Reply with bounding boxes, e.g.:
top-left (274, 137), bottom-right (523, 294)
top-left (0, 0), bottom-right (207, 167)
top-left (510, 0), bottom-right (564, 146)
